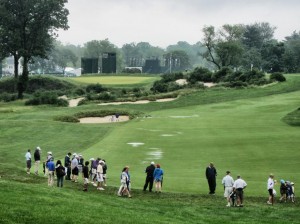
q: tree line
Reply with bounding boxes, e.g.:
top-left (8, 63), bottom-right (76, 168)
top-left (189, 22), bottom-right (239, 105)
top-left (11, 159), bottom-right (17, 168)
top-left (0, 0), bottom-right (299, 99)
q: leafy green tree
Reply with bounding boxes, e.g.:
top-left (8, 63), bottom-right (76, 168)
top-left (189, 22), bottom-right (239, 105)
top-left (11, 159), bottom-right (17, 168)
top-left (164, 50), bottom-right (191, 72)
top-left (202, 25), bottom-right (244, 69)
top-left (284, 31), bottom-right (300, 72)
top-left (0, 0), bottom-right (69, 98)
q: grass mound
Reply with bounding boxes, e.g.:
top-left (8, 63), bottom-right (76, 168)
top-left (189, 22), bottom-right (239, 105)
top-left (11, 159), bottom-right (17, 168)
top-left (282, 107), bottom-right (300, 126)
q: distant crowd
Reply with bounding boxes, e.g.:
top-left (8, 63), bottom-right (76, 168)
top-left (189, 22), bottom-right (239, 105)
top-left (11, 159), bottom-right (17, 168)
top-left (25, 148), bottom-right (295, 205)
top-left (25, 147), bottom-right (164, 199)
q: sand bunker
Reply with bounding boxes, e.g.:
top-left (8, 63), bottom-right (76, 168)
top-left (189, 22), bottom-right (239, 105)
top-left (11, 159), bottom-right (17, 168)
top-left (98, 98), bottom-right (176, 106)
top-left (79, 115), bottom-right (129, 123)
top-left (69, 98), bottom-right (84, 107)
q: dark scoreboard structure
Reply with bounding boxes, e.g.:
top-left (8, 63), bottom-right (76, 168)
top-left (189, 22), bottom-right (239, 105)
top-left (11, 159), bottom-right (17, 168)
top-left (81, 58), bottom-right (98, 74)
top-left (102, 52), bottom-right (116, 73)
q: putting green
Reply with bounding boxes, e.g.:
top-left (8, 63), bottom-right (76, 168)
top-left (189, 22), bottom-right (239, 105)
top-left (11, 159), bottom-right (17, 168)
top-left (69, 76), bottom-right (159, 85)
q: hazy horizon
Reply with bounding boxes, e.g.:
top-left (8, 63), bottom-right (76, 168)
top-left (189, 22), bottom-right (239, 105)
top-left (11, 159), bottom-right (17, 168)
top-left (57, 0), bottom-right (300, 48)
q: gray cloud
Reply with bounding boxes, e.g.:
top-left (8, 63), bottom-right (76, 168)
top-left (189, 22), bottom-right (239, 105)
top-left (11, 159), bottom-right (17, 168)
top-left (58, 0), bottom-right (300, 48)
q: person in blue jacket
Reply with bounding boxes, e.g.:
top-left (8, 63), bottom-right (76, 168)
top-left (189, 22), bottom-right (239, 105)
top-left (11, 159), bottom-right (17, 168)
top-left (153, 164), bottom-right (164, 193)
top-left (47, 158), bottom-right (55, 186)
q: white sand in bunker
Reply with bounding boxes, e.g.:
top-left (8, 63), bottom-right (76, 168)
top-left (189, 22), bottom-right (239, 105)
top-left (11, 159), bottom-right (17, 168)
top-left (98, 98), bottom-right (176, 106)
top-left (79, 115), bottom-right (129, 123)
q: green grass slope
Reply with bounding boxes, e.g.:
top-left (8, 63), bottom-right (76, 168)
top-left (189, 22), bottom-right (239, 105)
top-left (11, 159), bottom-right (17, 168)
top-left (0, 74), bottom-right (299, 223)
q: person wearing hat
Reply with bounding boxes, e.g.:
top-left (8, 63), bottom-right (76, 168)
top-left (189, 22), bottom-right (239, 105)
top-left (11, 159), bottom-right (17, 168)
top-left (25, 149), bottom-right (32, 175)
top-left (96, 160), bottom-right (105, 190)
top-left (47, 157), bottom-right (55, 186)
top-left (222, 171), bottom-right (234, 207)
top-left (33, 146), bottom-right (41, 175)
top-left (279, 179), bottom-right (287, 202)
top-left (44, 151), bottom-right (53, 176)
top-left (233, 175), bottom-right (247, 207)
top-left (143, 161), bottom-right (155, 192)
top-left (206, 162), bottom-right (217, 195)
top-left (267, 174), bottom-right (275, 205)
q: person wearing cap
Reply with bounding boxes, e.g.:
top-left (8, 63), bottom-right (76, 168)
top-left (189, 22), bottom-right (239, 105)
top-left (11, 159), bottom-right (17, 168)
top-left (222, 171), bottom-right (234, 207)
top-left (206, 162), bottom-right (217, 195)
top-left (153, 164), bottom-right (164, 193)
top-left (44, 152), bottom-right (53, 176)
top-left (25, 149), bottom-right (31, 174)
top-left (33, 147), bottom-right (41, 175)
top-left (279, 179), bottom-right (287, 202)
top-left (267, 174), bottom-right (275, 205)
top-left (47, 157), bottom-right (55, 186)
top-left (64, 152), bottom-right (72, 180)
top-left (96, 160), bottom-right (105, 190)
top-left (233, 175), bottom-right (247, 207)
top-left (143, 161), bottom-right (155, 192)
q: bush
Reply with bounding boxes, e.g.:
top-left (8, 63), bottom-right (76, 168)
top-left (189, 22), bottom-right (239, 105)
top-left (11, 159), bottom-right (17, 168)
top-left (54, 115), bottom-right (79, 123)
top-left (25, 91), bottom-right (68, 106)
top-left (96, 92), bottom-right (116, 101)
top-left (86, 83), bottom-right (106, 93)
top-left (161, 72), bottom-right (184, 83)
top-left (0, 93), bottom-right (17, 102)
top-left (212, 67), bottom-right (233, 83)
top-left (0, 78), bottom-right (17, 93)
top-left (270, 72), bottom-right (286, 82)
top-left (187, 67), bottom-right (212, 83)
top-left (73, 88), bottom-right (86, 96)
top-left (151, 81), bottom-right (168, 93)
top-left (122, 68), bottom-right (142, 73)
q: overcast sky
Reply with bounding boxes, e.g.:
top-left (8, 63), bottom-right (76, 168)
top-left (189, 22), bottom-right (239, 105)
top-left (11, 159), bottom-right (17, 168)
top-left (57, 0), bottom-right (300, 48)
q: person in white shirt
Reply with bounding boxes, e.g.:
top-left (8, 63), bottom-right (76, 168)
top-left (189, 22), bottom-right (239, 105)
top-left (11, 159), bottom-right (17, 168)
top-left (25, 149), bottom-right (31, 174)
top-left (233, 175), bottom-right (247, 207)
top-left (267, 174), bottom-right (275, 205)
top-left (222, 171), bottom-right (235, 207)
top-left (96, 161), bottom-right (105, 190)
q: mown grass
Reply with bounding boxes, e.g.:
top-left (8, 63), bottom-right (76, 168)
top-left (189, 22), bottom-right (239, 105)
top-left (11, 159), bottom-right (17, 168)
top-left (0, 74), bottom-right (300, 223)
top-left (0, 179), bottom-right (298, 224)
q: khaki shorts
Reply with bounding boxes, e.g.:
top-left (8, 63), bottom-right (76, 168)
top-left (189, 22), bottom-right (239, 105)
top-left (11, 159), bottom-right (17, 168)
top-left (224, 187), bottom-right (233, 197)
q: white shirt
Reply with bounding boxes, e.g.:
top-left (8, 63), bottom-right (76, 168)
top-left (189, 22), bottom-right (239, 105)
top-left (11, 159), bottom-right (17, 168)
top-left (71, 158), bottom-right (78, 169)
top-left (267, 178), bottom-right (274, 190)
top-left (233, 178), bottom-right (247, 189)
top-left (222, 175), bottom-right (234, 187)
top-left (97, 164), bottom-right (103, 174)
top-left (25, 152), bottom-right (31, 160)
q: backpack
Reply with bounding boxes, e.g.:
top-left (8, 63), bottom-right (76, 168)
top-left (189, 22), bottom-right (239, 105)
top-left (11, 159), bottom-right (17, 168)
top-left (59, 167), bottom-right (66, 176)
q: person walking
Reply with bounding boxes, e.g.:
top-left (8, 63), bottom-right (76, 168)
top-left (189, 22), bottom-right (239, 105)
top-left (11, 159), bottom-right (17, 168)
top-left (82, 161), bottom-right (90, 192)
top-left (267, 174), bottom-right (275, 205)
top-left (71, 155), bottom-right (79, 182)
top-left (25, 149), bottom-right (32, 174)
top-left (33, 146), bottom-right (41, 175)
top-left (117, 166), bottom-right (131, 198)
top-left (55, 160), bottom-right (65, 187)
top-left (206, 162), bottom-right (217, 194)
top-left (233, 175), bottom-right (247, 207)
top-left (64, 152), bottom-right (71, 180)
top-left (222, 171), bottom-right (235, 207)
top-left (96, 160), bottom-right (105, 190)
top-left (143, 161), bottom-right (155, 192)
top-left (47, 158), bottom-right (55, 186)
top-left (153, 164), bottom-right (164, 193)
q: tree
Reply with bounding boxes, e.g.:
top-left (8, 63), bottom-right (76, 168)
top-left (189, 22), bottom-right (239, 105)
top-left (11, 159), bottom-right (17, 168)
top-left (284, 31), bottom-right (300, 72)
top-left (0, 0), bottom-right (69, 98)
top-left (164, 50), bottom-right (191, 72)
top-left (202, 25), bottom-right (244, 69)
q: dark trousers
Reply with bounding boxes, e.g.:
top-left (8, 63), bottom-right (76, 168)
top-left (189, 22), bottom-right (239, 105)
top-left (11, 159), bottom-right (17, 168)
top-left (143, 176), bottom-right (154, 192)
top-left (207, 178), bottom-right (216, 194)
top-left (66, 166), bottom-right (71, 180)
top-left (57, 176), bottom-right (64, 187)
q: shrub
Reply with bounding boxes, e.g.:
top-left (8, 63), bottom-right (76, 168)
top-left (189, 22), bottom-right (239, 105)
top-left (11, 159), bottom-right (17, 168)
top-left (0, 93), bottom-right (17, 102)
top-left (86, 83), bottom-right (106, 93)
top-left (151, 81), bottom-right (168, 93)
top-left (25, 91), bottom-right (68, 106)
top-left (0, 78), bottom-right (17, 93)
top-left (187, 67), bottom-right (212, 83)
top-left (122, 68), bottom-right (142, 73)
top-left (96, 92), bottom-right (116, 101)
top-left (54, 116), bottom-right (79, 123)
top-left (270, 72), bottom-right (286, 82)
top-left (161, 72), bottom-right (184, 83)
top-left (212, 67), bottom-right (233, 83)
top-left (73, 88), bottom-right (86, 96)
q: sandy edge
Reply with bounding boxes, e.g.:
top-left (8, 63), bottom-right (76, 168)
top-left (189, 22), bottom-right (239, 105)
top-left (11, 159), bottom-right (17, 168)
top-left (79, 115), bottom-right (129, 123)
